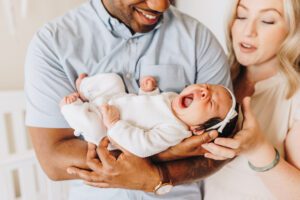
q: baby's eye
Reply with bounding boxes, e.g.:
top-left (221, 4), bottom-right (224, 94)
top-left (210, 100), bottom-right (214, 109)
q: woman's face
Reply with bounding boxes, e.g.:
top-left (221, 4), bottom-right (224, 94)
top-left (231, 0), bottom-right (288, 67)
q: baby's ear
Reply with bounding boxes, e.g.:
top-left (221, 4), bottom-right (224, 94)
top-left (190, 126), bottom-right (205, 135)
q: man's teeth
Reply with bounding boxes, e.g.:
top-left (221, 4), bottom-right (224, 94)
top-left (241, 43), bottom-right (253, 48)
top-left (142, 13), bottom-right (157, 20)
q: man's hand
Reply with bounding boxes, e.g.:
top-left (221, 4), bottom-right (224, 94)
top-left (153, 130), bottom-right (218, 162)
top-left (67, 138), bottom-right (160, 192)
top-left (101, 104), bottom-right (120, 129)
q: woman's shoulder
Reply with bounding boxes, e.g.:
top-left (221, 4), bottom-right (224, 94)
top-left (289, 88), bottom-right (300, 125)
top-left (291, 88), bottom-right (300, 102)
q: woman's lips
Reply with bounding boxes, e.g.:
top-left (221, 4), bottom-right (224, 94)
top-left (239, 42), bottom-right (257, 53)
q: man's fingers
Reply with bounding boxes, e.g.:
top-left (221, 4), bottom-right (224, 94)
top-left (183, 130), bottom-right (218, 148)
top-left (67, 167), bottom-right (100, 182)
top-left (86, 143), bottom-right (104, 172)
top-left (198, 130), bottom-right (218, 144)
top-left (84, 181), bottom-right (110, 188)
top-left (87, 143), bottom-right (98, 159)
top-left (97, 137), bottom-right (116, 167)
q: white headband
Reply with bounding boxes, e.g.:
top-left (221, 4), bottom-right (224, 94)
top-left (206, 86), bottom-right (238, 133)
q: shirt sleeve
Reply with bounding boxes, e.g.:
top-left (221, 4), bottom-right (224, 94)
top-left (195, 25), bottom-right (232, 90)
top-left (25, 24), bottom-right (75, 128)
top-left (290, 89), bottom-right (300, 128)
top-left (107, 120), bottom-right (192, 157)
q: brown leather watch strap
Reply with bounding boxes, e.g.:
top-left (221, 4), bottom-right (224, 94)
top-left (157, 163), bottom-right (172, 184)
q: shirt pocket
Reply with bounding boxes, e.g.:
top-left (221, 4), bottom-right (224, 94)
top-left (139, 65), bottom-right (186, 93)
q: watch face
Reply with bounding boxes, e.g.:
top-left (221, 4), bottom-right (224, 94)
top-left (156, 184), bottom-right (173, 195)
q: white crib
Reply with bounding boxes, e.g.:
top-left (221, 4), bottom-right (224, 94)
top-left (0, 91), bottom-right (69, 200)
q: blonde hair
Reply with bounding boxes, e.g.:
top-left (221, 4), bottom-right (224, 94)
top-left (227, 0), bottom-right (300, 98)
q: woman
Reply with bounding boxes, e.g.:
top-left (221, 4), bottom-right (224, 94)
top-left (202, 0), bottom-right (300, 199)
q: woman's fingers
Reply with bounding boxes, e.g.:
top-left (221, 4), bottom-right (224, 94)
top-left (214, 137), bottom-right (241, 150)
top-left (202, 143), bottom-right (237, 159)
top-left (204, 153), bottom-right (227, 160)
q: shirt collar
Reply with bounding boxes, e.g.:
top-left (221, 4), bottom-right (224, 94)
top-left (91, 0), bottom-right (168, 39)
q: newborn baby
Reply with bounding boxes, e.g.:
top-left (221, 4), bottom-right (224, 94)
top-left (60, 73), bottom-right (238, 157)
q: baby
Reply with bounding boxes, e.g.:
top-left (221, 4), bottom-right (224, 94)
top-left (60, 73), bottom-right (238, 157)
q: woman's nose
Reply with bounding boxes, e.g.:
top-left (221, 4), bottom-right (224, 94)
top-left (146, 0), bottom-right (170, 13)
top-left (243, 20), bottom-right (257, 37)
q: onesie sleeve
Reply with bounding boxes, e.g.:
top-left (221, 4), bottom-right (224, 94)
top-left (138, 88), bottom-right (160, 96)
top-left (107, 120), bottom-right (192, 157)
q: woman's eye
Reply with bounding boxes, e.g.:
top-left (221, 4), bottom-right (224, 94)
top-left (237, 16), bottom-right (247, 20)
top-left (262, 20), bottom-right (275, 25)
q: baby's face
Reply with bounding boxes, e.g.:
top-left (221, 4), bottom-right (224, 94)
top-left (172, 84), bottom-right (232, 127)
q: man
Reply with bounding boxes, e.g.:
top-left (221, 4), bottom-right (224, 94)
top-left (25, 0), bottom-right (232, 199)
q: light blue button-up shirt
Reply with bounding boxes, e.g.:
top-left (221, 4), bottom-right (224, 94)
top-left (25, 0), bottom-right (232, 199)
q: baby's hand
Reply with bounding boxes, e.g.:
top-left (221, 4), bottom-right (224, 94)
top-left (140, 76), bottom-right (157, 92)
top-left (101, 104), bottom-right (120, 129)
top-left (60, 92), bottom-right (80, 107)
top-left (75, 73), bottom-right (88, 101)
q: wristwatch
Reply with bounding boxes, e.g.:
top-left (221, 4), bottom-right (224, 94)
top-left (153, 163), bottom-right (173, 195)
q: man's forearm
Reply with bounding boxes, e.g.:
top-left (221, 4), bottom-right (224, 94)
top-left (164, 156), bottom-right (229, 185)
top-left (52, 138), bottom-right (90, 179)
top-left (29, 128), bottom-right (89, 181)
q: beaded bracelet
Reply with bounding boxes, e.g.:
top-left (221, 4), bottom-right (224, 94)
top-left (248, 147), bottom-right (280, 172)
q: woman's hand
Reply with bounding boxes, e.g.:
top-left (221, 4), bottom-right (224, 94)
top-left (66, 137), bottom-right (160, 192)
top-left (152, 130), bottom-right (218, 162)
top-left (202, 97), bottom-right (268, 160)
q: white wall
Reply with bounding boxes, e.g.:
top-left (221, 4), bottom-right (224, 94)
top-left (176, 0), bottom-right (234, 50)
top-left (0, 0), bottom-right (234, 90)
top-left (0, 0), bottom-right (86, 90)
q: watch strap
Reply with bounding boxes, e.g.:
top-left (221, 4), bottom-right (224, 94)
top-left (157, 163), bottom-right (171, 184)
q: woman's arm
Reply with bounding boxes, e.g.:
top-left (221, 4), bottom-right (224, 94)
top-left (202, 97), bottom-right (300, 199)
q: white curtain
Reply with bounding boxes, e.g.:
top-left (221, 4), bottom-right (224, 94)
top-left (2, 0), bottom-right (28, 34)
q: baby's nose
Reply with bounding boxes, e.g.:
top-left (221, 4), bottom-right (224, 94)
top-left (200, 88), bottom-right (210, 99)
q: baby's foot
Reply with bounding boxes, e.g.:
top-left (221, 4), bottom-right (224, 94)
top-left (76, 73), bottom-right (88, 100)
top-left (60, 93), bottom-right (80, 107)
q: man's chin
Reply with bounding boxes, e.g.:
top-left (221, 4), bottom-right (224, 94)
top-left (131, 18), bottom-right (162, 33)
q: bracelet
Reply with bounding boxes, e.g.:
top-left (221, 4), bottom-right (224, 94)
top-left (248, 147), bottom-right (280, 172)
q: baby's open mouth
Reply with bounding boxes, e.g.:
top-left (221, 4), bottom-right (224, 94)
top-left (181, 94), bottom-right (193, 108)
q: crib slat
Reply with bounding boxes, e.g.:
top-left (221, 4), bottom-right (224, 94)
top-left (11, 111), bottom-right (37, 200)
top-left (0, 113), bottom-right (10, 158)
top-left (36, 161), bottom-right (48, 198)
top-left (0, 168), bottom-right (16, 200)
top-left (12, 111), bottom-right (27, 151)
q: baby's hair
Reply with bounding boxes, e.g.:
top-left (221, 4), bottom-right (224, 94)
top-left (195, 104), bottom-right (239, 138)
top-left (195, 117), bottom-right (222, 132)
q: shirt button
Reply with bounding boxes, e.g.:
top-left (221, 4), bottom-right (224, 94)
top-left (126, 73), bottom-right (131, 79)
